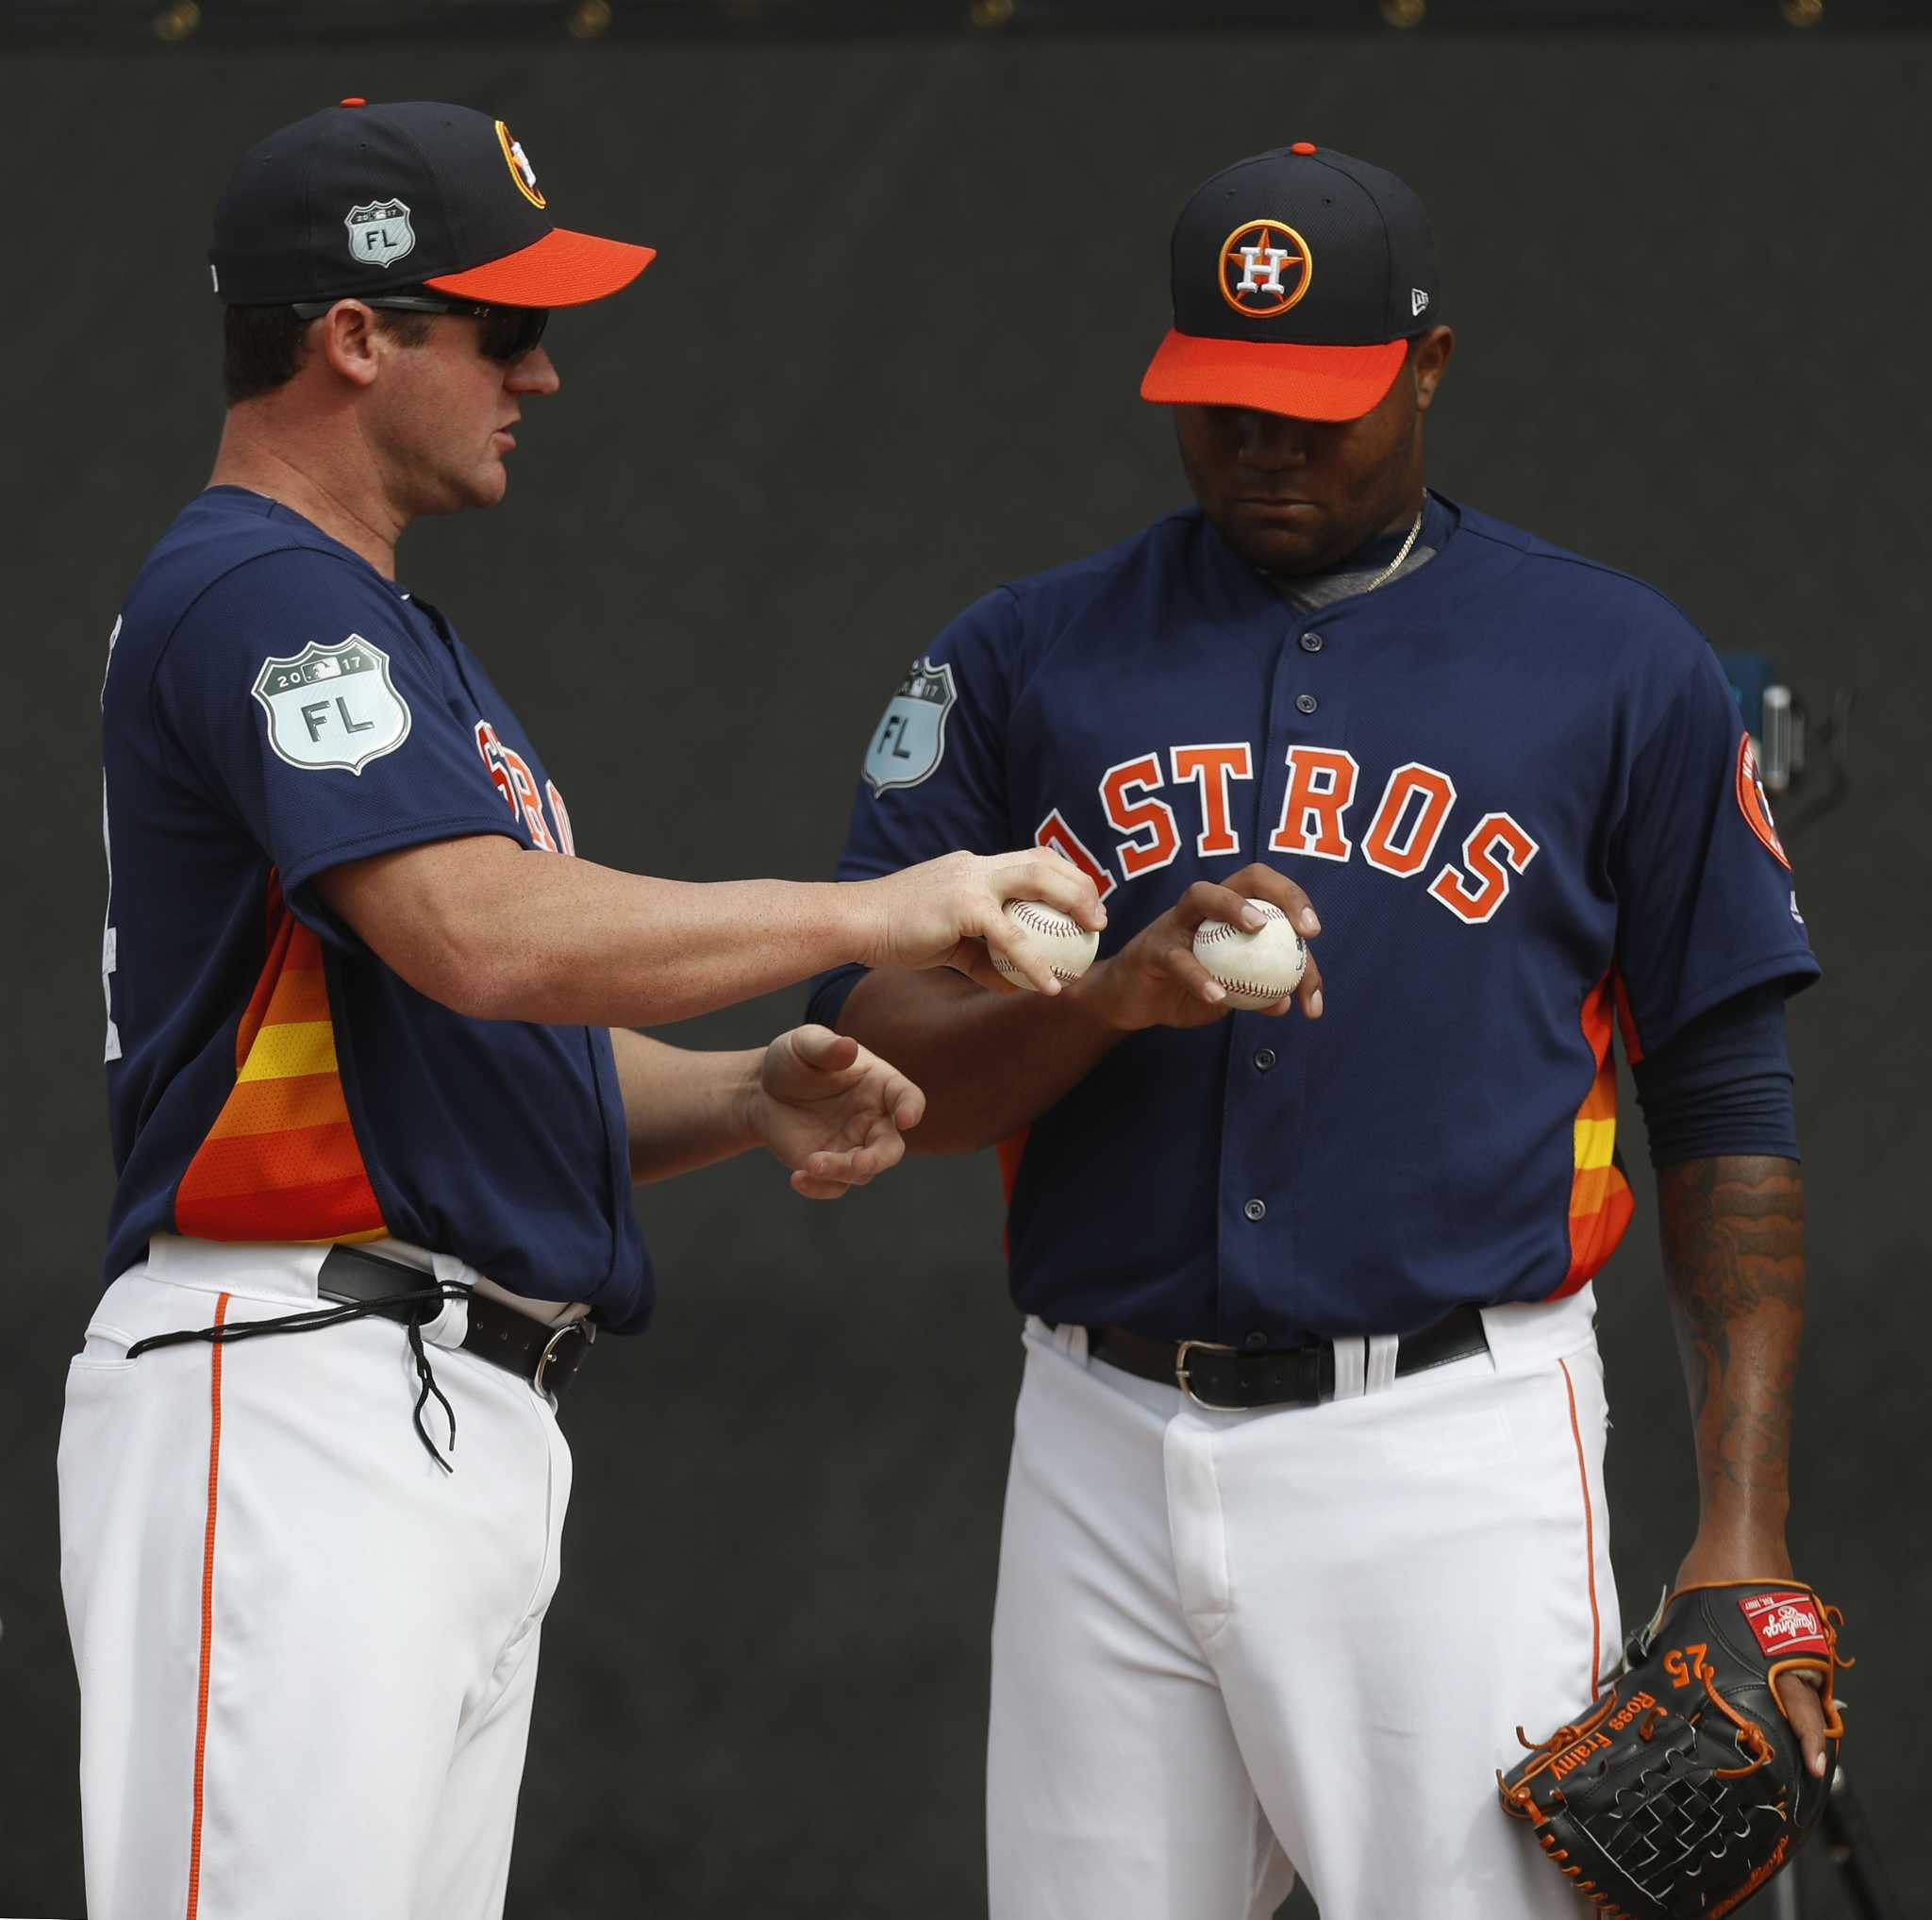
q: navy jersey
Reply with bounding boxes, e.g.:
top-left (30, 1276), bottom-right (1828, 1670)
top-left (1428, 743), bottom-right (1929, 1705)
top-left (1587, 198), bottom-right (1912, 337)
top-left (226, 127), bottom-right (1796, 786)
top-left (811, 496), bottom-right (1817, 1343)
top-left (99, 487), bottom-right (651, 1329)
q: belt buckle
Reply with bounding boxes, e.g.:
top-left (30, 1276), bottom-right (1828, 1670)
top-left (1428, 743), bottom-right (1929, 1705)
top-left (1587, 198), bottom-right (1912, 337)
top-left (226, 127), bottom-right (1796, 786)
top-left (534, 1319), bottom-right (591, 1395)
top-left (1174, 1337), bottom-right (1242, 1411)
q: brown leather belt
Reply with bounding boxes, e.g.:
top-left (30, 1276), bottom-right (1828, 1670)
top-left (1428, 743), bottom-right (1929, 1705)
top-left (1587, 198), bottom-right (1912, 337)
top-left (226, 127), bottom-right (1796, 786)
top-left (1087, 1304), bottom-right (1489, 1411)
top-left (320, 1244), bottom-right (592, 1400)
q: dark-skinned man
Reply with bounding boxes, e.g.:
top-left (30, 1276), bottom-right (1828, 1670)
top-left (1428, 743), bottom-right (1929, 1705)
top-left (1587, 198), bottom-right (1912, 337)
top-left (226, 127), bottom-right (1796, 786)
top-left (808, 142), bottom-right (1831, 1918)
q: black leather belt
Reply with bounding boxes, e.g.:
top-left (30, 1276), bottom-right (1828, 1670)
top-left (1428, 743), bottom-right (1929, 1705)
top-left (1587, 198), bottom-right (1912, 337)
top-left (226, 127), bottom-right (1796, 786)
top-left (1087, 1304), bottom-right (1488, 1411)
top-left (319, 1245), bottom-right (592, 1400)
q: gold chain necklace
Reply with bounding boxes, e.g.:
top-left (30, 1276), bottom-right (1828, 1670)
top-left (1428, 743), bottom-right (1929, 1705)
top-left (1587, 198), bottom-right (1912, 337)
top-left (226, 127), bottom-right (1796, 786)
top-left (1358, 502), bottom-right (1425, 594)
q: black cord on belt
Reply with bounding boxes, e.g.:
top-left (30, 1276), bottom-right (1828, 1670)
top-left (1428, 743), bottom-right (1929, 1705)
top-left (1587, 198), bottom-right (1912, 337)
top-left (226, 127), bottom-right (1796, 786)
top-left (126, 1282), bottom-right (471, 1471)
top-left (403, 1311), bottom-right (459, 1473)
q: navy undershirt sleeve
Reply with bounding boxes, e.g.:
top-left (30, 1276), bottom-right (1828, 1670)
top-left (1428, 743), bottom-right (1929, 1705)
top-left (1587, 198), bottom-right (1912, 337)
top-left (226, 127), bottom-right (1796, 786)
top-left (1629, 980), bottom-right (1799, 1166)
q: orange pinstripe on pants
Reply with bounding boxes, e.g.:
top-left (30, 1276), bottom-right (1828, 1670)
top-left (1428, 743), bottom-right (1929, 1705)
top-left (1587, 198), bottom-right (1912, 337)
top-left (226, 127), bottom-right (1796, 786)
top-left (185, 1291), bottom-right (230, 1920)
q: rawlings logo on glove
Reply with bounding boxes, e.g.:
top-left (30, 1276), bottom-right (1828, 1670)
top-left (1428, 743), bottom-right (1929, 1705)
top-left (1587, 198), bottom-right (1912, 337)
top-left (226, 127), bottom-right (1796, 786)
top-left (1498, 1580), bottom-right (1849, 1920)
top-left (1738, 1592), bottom-right (1830, 1659)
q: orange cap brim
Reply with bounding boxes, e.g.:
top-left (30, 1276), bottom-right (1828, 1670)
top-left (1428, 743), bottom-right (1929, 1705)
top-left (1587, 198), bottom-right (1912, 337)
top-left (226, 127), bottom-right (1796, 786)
top-left (1140, 328), bottom-right (1407, 423)
top-left (424, 225), bottom-right (657, 308)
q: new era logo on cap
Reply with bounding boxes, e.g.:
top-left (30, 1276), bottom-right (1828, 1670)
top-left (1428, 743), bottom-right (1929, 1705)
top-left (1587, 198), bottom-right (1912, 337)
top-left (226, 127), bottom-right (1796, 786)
top-left (1141, 142), bottom-right (1440, 423)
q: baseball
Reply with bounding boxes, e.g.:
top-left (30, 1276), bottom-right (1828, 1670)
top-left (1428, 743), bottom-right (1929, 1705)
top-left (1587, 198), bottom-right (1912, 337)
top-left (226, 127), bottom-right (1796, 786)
top-left (1192, 901), bottom-right (1307, 1009)
top-left (992, 899), bottom-right (1100, 990)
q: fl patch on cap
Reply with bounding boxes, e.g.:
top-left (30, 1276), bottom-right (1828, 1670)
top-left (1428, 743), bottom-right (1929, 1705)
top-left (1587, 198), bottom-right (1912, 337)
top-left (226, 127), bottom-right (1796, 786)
top-left (1141, 142), bottom-right (1439, 423)
top-left (210, 99), bottom-right (655, 309)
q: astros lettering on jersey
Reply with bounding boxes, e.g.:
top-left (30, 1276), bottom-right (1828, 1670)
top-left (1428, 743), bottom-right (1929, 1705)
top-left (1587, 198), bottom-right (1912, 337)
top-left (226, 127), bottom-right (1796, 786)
top-left (814, 492), bottom-right (1816, 1344)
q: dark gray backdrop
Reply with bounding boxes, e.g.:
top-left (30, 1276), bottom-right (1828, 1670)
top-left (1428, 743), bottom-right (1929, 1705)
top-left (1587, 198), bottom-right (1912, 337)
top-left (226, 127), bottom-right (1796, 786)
top-left (5, 31), bottom-right (1924, 1917)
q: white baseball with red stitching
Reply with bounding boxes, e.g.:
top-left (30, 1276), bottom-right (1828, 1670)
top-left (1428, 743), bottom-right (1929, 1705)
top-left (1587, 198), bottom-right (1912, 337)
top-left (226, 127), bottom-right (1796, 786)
top-left (1192, 902), bottom-right (1307, 1009)
top-left (992, 898), bottom-right (1100, 989)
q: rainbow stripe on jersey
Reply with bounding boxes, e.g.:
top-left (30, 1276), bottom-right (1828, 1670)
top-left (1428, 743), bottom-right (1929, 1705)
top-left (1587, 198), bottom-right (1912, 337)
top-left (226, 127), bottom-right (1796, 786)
top-left (175, 876), bottom-right (387, 1244)
top-left (1556, 973), bottom-right (1635, 1295)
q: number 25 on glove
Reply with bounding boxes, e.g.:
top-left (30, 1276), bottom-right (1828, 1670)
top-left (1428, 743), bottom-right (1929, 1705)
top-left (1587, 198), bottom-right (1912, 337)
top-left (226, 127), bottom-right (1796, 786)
top-left (1498, 1581), bottom-right (1850, 1920)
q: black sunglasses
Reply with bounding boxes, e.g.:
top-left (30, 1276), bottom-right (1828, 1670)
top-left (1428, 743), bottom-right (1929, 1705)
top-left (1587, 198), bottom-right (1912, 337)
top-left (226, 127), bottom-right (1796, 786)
top-left (291, 291), bottom-right (550, 364)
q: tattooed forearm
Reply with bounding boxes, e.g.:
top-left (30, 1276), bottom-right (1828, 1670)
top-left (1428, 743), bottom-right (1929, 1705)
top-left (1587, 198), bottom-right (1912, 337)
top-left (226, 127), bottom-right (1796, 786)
top-left (1657, 1155), bottom-right (1805, 1537)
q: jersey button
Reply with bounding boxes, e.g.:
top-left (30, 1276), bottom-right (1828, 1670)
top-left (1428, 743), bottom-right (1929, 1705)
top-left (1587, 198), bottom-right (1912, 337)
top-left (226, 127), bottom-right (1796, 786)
top-left (1243, 1197), bottom-right (1267, 1222)
top-left (1254, 1046), bottom-right (1277, 1071)
top-left (1244, 1331), bottom-right (1270, 1350)
top-left (1300, 631), bottom-right (1324, 652)
top-left (1296, 693), bottom-right (1319, 714)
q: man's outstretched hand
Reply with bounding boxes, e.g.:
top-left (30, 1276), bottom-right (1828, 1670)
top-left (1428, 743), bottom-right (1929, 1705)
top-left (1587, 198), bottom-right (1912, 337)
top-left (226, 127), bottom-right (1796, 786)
top-left (746, 1025), bottom-right (928, 1199)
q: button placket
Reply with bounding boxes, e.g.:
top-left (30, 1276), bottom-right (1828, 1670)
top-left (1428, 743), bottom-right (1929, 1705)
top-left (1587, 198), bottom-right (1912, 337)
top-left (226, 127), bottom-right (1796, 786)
top-left (1291, 630), bottom-right (1323, 717)
top-left (1240, 626), bottom-right (1328, 1333)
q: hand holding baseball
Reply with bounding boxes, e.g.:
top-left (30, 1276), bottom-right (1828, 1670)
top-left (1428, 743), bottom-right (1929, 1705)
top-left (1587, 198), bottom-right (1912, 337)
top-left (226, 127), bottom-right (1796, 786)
top-left (991, 899), bottom-right (1100, 991)
top-left (856, 848), bottom-right (1108, 995)
top-left (1074, 863), bottom-right (1324, 1033)
top-left (1191, 901), bottom-right (1307, 1008)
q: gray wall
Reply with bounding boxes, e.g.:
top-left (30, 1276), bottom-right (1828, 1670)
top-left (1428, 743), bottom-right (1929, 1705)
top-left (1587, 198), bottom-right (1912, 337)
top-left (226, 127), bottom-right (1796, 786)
top-left (5, 31), bottom-right (1924, 1916)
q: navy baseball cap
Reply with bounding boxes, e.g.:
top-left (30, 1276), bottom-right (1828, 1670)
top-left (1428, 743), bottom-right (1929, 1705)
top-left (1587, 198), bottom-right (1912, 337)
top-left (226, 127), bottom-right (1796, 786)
top-left (209, 98), bottom-right (655, 308)
top-left (1141, 142), bottom-right (1439, 422)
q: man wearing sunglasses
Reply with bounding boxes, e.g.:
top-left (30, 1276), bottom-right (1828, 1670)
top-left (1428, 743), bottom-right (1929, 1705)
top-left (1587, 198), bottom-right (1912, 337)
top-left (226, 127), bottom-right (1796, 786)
top-left (66, 98), bottom-right (1102, 1920)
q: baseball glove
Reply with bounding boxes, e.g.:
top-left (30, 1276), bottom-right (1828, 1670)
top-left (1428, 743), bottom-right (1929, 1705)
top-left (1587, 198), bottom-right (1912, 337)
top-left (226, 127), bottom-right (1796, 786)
top-left (1498, 1580), bottom-right (1849, 1920)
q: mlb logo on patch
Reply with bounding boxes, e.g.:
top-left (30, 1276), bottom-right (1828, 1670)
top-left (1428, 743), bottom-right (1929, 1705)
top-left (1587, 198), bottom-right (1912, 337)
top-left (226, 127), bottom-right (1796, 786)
top-left (1739, 1591), bottom-right (1830, 1660)
top-left (345, 198), bottom-right (416, 266)
top-left (864, 656), bottom-right (957, 793)
top-left (253, 636), bottom-right (413, 775)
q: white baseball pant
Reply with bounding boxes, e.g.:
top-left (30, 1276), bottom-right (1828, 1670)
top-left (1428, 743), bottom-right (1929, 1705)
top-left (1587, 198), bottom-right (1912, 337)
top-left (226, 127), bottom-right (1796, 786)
top-left (58, 1234), bottom-right (575, 1920)
top-left (987, 1287), bottom-right (1616, 1920)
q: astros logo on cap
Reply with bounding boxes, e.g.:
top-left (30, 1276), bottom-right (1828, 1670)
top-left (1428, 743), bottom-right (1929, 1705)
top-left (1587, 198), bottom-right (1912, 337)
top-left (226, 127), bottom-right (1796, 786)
top-left (495, 121), bottom-right (546, 209)
top-left (1220, 218), bottom-right (1312, 318)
